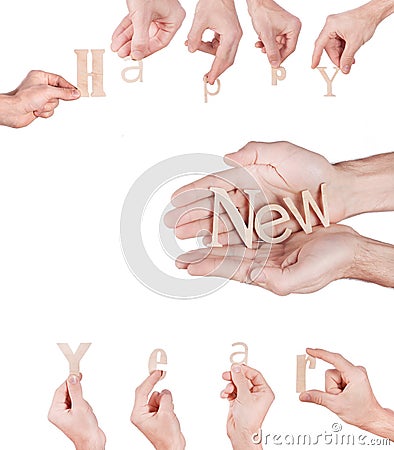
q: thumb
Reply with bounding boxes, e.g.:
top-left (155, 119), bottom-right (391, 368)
top-left (299, 390), bottom-right (336, 410)
top-left (231, 365), bottom-right (251, 400)
top-left (251, 251), bottom-right (329, 296)
top-left (250, 265), bottom-right (300, 296)
top-left (340, 43), bottom-right (357, 74)
top-left (131, 12), bottom-right (151, 60)
top-left (158, 389), bottom-right (175, 412)
top-left (224, 141), bottom-right (260, 167)
top-left (66, 374), bottom-right (84, 407)
top-left (261, 33), bottom-right (281, 68)
top-left (45, 86), bottom-right (80, 101)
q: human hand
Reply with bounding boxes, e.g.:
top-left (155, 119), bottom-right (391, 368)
top-left (1, 70), bottom-right (80, 128)
top-left (48, 374), bottom-right (106, 450)
top-left (221, 364), bottom-right (274, 449)
top-left (165, 141), bottom-right (348, 242)
top-left (176, 224), bottom-right (360, 296)
top-left (187, 0), bottom-right (242, 84)
top-left (111, 0), bottom-right (186, 60)
top-left (246, 0), bottom-right (301, 68)
top-left (299, 349), bottom-right (394, 440)
top-left (131, 370), bottom-right (186, 450)
top-left (312, 0), bottom-right (394, 74)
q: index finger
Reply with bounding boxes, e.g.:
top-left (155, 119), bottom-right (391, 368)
top-left (307, 348), bottom-right (355, 372)
top-left (207, 36), bottom-right (239, 84)
top-left (50, 380), bottom-right (68, 408)
top-left (112, 15), bottom-right (133, 42)
top-left (281, 33), bottom-right (300, 63)
top-left (312, 30), bottom-right (329, 69)
top-left (171, 167), bottom-right (257, 207)
top-left (134, 370), bottom-right (162, 408)
top-left (46, 73), bottom-right (76, 90)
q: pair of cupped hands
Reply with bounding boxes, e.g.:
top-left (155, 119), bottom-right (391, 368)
top-left (111, 0), bottom-right (390, 84)
top-left (165, 140), bottom-right (394, 295)
top-left (48, 349), bottom-right (393, 450)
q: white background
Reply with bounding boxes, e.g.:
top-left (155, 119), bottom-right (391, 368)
top-left (0, 0), bottom-right (393, 448)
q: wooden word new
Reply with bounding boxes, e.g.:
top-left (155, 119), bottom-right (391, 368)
top-left (148, 348), bottom-right (168, 380)
top-left (57, 343), bottom-right (91, 375)
top-left (75, 49), bottom-right (144, 97)
top-left (209, 183), bottom-right (329, 249)
top-left (272, 66), bottom-right (341, 97)
top-left (296, 354), bottom-right (316, 393)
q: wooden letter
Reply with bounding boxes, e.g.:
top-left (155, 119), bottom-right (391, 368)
top-left (296, 354), bottom-right (316, 393)
top-left (254, 204), bottom-right (292, 243)
top-left (148, 348), bottom-right (167, 380)
top-left (74, 49), bottom-right (106, 97)
top-left (204, 76), bottom-right (221, 103)
top-left (317, 67), bottom-right (340, 97)
top-left (284, 183), bottom-right (330, 235)
top-left (122, 59), bottom-right (143, 83)
top-left (208, 188), bottom-right (259, 249)
top-left (57, 343), bottom-right (91, 375)
top-left (230, 342), bottom-right (249, 365)
top-left (272, 66), bottom-right (286, 86)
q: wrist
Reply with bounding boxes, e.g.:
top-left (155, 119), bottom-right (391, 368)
top-left (334, 154), bottom-right (394, 218)
top-left (228, 428), bottom-right (263, 450)
top-left (0, 94), bottom-right (19, 128)
top-left (74, 434), bottom-right (106, 450)
top-left (246, 0), bottom-right (277, 13)
top-left (345, 234), bottom-right (394, 288)
top-left (154, 435), bottom-right (186, 450)
top-left (359, 406), bottom-right (394, 441)
top-left (366, 0), bottom-right (394, 23)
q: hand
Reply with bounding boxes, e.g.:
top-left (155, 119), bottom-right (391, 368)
top-left (131, 370), bottom-right (186, 450)
top-left (176, 224), bottom-right (361, 296)
top-left (221, 364), bottom-right (274, 449)
top-left (187, 0), bottom-right (242, 84)
top-left (247, 0), bottom-right (301, 68)
top-left (111, 0), bottom-right (186, 60)
top-left (299, 349), bottom-right (394, 441)
top-left (1, 70), bottom-right (80, 128)
top-left (48, 374), bottom-right (106, 450)
top-left (165, 141), bottom-right (348, 242)
top-left (312, 0), bottom-right (394, 74)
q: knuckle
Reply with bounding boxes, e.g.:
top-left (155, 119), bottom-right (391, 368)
top-left (292, 17), bottom-right (302, 29)
top-left (326, 14), bottom-right (336, 24)
top-left (130, 412), bottom-right (140, 426)
top-left (356, 365), bottom-right (368, 376)
top-left (234, 26), bottom-right (243, 39)
top-left (270, 283), bottom-right (290, 296)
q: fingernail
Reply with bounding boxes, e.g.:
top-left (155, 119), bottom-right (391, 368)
top-left (270, 60), bottom-right (279, 68)
top-left (72, 89), bottom-right (80, 98)
top-left (68, 375), bottom-right (79, 385)
top-left (301, 393), bottom-right (311, 401)
top-left (132, 51), bottom-right (144, 60)
top-left (233, 365), bottom-right (241, 373)
top-left (250, 268), bottom-right (266, 283)
top-left (342, 65), bottom-right (350, 74)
